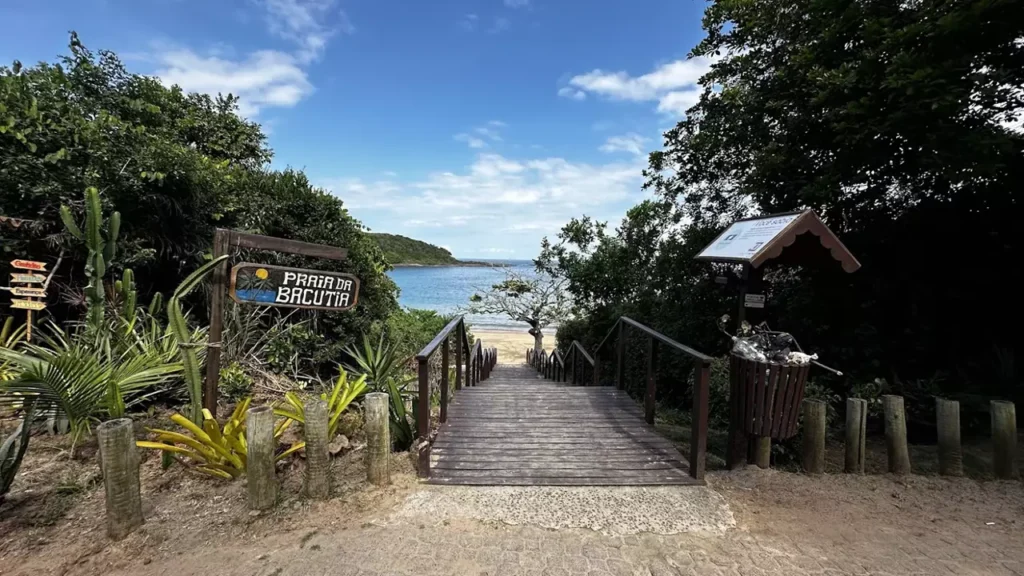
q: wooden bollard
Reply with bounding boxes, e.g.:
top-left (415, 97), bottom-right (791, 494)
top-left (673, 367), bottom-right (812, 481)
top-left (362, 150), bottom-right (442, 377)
top-left (365, 392), bottom-right (391, 485)
top-left (97, 418), bottom-right (143, 540)
top-left (748, 436), bottom-right (770, 469)
top-left (991, 400), bottom-right (1018, 480)
top-left (303, 400), bottom-right (330, 499)
top-left (801, 400), bottom-right (826, 474)
top-left (844, 398), bottom-right (867, 473)
top-left (246, 406), bottom-right (277, 510)
top-left (883, 395), bottom-right (911, 475)
top-left (936, 398), bottom-right (963, 476)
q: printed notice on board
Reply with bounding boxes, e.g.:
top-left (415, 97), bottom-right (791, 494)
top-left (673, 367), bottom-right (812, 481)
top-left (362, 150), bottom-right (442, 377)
top-left (697, 214), bottom-right (800, 261)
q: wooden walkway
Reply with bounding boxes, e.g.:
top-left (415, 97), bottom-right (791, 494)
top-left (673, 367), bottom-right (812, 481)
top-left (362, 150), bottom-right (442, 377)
top-left (428, 363), bottom-right (699, 486)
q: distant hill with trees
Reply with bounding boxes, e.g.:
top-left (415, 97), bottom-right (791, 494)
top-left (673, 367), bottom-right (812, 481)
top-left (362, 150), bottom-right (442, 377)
top-left (371, 233), bottom-right (474, 266)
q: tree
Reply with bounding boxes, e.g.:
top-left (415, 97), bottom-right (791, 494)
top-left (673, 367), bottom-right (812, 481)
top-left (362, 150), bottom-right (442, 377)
top-left (1, 34), bottom-right (399, 353)
top-left (547, 0), bottom-right (1022, 407)
top-left (467, 269), bottom-right (571, 351)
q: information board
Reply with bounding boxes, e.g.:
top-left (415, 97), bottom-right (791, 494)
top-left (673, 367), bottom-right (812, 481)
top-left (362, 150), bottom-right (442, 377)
top-left (229, 263), bottom-right (360, 311)
top-left (696, 214), bottom-right (800, 261)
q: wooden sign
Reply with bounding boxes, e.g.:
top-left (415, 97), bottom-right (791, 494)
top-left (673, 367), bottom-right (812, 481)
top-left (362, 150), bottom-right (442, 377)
top-left (9, 287), bottom-right (47, 298)
top-left (11, 259), bottom-right (47, 271)
top-left (10, 273), bottom-right (45, 284)
top-left (229, 263), bottom-right (360, 311)
top-left (10, 299), bottom-right (46, 311)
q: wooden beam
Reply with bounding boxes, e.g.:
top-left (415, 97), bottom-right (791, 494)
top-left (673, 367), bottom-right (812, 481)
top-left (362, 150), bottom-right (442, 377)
top-left (228, 230), bottom-right (348, 261)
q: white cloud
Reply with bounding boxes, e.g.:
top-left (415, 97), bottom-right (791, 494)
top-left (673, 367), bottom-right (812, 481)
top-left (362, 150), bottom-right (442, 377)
top-left (504, 0), bottom-right (530, 7)
top-left (600, 133), bottom-right (650, 156)
top-left (261, 0), bottom-right (351, 63)
top-left (155, 49), bottom-right (313, 116)
top-left (474, 126), bottom-right (503, 141)
top-left (561, 57), bottom-right (717, 116)
top-left (460, 13), bottom-right (479, 31)
top-left (656, 89), bottom-right (702, 116)
top-left (455, 133), bottom-right (488, 149)
top-left (490, 17), bottom-right (511, 33)
top-left (321, 152), bottom-right (646, 256)
top-left (558, 87), bottom-right (586, 101)
top-left (150, 0), bottom-right (352, 117)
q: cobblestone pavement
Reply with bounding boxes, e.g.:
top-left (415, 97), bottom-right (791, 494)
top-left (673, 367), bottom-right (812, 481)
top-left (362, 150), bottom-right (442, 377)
top-left (111, 479), bottom-right (1024, 576)
top-left (120, 511), bottom-right (1023, 576)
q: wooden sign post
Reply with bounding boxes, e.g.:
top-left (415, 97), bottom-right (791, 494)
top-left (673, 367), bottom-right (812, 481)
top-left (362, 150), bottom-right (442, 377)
top-left (4, 260), bottom-right (49, 342)
top-left (204, 229), bottom-right (351, 416)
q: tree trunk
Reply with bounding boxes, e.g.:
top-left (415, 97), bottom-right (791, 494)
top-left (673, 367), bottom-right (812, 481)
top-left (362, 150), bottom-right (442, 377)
top-left (529, 322), bottom-right (543, 351)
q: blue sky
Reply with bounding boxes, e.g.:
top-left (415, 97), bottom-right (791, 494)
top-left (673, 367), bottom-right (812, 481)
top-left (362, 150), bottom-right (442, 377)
top-left (1, 0), bottom-right (713, 259)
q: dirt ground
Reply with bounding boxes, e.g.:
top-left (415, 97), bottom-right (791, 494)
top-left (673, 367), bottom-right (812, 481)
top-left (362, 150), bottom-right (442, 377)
top-left (2, 426), bottom-right (1023, 575)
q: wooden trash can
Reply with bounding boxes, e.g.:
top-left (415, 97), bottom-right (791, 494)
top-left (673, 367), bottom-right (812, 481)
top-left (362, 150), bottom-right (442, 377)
top-left (730, 354), bottom-right (811, 440)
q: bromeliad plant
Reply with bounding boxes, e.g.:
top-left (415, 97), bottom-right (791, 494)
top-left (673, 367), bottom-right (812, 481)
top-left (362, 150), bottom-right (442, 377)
top-left (137, 398), bottom-right (300, 479)
top-left (275, 368), bottom-right (367, 448)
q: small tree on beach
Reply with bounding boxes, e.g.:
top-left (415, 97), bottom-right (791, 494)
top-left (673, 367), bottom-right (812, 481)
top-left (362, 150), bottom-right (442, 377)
top-left (467, 269), bottom-right (571, 351)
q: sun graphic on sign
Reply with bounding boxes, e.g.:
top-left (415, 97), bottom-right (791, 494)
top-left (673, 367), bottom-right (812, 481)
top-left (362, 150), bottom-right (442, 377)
top-left (255, 268), bottom-right (269, 280)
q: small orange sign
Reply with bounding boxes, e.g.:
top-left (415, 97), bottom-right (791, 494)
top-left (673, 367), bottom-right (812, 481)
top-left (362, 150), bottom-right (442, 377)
top-left (11, 259), bottom-right (47, 271)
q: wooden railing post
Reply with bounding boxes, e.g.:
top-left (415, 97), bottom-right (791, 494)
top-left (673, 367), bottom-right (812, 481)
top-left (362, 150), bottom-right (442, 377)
top-left (593, 350), bottom-right (601, 387)
top-left (417, 358), bottom-right (429, 439)
top-left (440, 337), bottom-right (450, 423)
top-left (690, 360), bottom-right (710, 481)
top-left (615, 322), bottom-right (625, 390)
top-left (568, 349), bottom-right (575, 384)
top-left (645, 337), bottom-right (657, 424)
top-left (455, 323), bottom-right (463, 391)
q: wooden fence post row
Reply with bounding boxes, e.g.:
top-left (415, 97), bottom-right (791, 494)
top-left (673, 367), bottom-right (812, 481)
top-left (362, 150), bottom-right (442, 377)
top-left (807, 395), bottom-right (1018, 479)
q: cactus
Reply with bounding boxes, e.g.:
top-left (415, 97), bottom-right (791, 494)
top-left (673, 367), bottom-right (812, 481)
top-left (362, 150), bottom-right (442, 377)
top-left (114, 269), bottom-right (137, 332)
top-left (60, 187), bottom-right (121, 333)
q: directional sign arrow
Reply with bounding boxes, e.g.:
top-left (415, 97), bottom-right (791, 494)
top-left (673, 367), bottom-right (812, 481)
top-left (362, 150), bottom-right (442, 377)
top-left (11, 260), bottom-right (47, 271)
top-left (9, 287), bottom-right (47, 298)
top-left (10, 273), bottom-right (45, 284)
top-left (10, 299), bottom-right (46, 311)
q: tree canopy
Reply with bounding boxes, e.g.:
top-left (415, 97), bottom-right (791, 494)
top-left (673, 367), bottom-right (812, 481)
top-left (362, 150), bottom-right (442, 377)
top-left (1, 34), bottom-right (398, 343)
top-left (542, 0), bottom-right (1022, 409)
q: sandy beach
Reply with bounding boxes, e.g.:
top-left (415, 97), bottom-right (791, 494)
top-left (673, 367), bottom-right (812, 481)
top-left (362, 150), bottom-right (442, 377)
top-left (472, 329), bottom-right (550, 363)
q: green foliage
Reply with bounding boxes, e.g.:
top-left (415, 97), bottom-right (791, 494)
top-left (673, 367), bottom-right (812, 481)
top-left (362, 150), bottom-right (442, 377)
top-left (544, 0), bottom-right (1022, 413)
top-left (273, 369), bottom-right (367, 440)
top-left (343, 333), bottom-right (415, 450)
top-left (2, 35), bottom-right (399, 348)
top-left (1, 399), bottom-right (34, 499)
top-left (137, 400), bottom-right (298, 480)
top-left (60, 186), bottom-right (121, 332)
top-left (167, 255), bottom-right (228, 424)
top-left (375, 308), bottom-right (456, 361)
top-left (264, 321), bottom-right (329, 377)
top-left (219, 362), bottom-right (254, 401)
top-left (343, 333), bottom-right (411, 394)
top-left (371, 233), bottom-right (459, 266)
top-left (0, 325), bottom-right (180, 455)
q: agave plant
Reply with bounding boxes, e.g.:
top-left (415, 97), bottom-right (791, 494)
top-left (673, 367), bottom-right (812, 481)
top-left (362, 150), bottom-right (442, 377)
top-left (343, 334), bottom-right (416, 450)
top-left (0, 325), bottom-right (181, 455)
top-left (137, 398), bottom-right (299, 479)
top-left (1, 399), bottom-right (34, 500)
top-left (275, 369), bottom-right (367, 446)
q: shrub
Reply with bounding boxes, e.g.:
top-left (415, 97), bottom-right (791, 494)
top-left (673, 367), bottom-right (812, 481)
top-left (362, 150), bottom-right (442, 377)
top-left (220, 362), bottom-right (254, 401)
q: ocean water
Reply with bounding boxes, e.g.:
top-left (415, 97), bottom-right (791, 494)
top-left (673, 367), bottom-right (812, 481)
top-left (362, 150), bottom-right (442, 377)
top-left (387, 260), bottom-right (552, 332)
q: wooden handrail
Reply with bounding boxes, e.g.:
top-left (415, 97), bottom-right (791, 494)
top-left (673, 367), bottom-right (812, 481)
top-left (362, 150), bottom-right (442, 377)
top-left (531, 314), bottom-right (711, 481)
top-left (595, 315), bottom-right (713, 362)
top-left (416, 315), bottom-right (472, 362)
